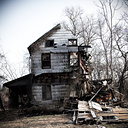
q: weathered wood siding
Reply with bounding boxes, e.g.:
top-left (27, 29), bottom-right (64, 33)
top-left (30, 29), bottom-right (78, 76)
top-left (31, 83), bottom-right (70, 110)
top-left (30, 28), bottom-right (78, 110)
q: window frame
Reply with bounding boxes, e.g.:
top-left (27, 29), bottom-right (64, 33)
top-left (42, 85), bottom-right (52, 100)
top-left (45, 40), bottom-right (54, 47)
top-left (68, 39), bottom-right (77, 46)
top-left (41, 53), bottom-right (51, 69)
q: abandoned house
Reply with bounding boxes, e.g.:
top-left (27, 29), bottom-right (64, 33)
top-left (4, 24), bottom-right (92, 111)
top-left (3, 24), bottom-right (128, 124)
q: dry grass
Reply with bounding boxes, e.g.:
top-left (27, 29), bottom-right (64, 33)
top-left (0, 110), bottom-right (128, 128)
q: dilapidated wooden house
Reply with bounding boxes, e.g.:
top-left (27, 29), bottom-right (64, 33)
top-left (4, 24), bottom-right (92, 111)
top-left (3, 24), bottom-right (128, 125)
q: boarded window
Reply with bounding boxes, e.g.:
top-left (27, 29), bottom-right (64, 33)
top-left (68, 39), bottom-right (77, 46)
top-left (69, 52), bottom-right (78, 66)
top-left (42, 85), bottom-right (52, 100)
top-left (45, 40), bottom-right (54, 47)
top-left (42, 53), bottom-right (51, 69)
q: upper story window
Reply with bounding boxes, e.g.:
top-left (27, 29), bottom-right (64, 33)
top-left (41, 53), bottom-right (51, 69)
top-left (68, 39), bottom-right (77, 46)
top-left (45, 40), bottom-right (54, 47)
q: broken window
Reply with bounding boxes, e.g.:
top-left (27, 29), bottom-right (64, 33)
top-left (41, 53), bottom-right (51, 69)
top-left (45, 40), bottom-right (54, 47)
top-left (42, 85), bottom-right (52, 100)
top-left (68, 39), bottom-right (77, 46)
top-left (69, 52), bottom-right (78, 66)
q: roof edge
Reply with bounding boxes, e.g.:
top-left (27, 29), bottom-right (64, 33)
top-left (3, 73), bottom-right (34, 87)
top-left (28, 23), bottom-right (61, 52)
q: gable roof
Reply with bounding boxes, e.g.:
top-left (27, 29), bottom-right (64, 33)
top-left (28, 24), bottom-right (61, 53)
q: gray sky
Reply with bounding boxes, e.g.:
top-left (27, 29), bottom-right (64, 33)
top-left (0, 0), bottom-right (96, 65)
top-left (0, 0), bottom-right (127, 69)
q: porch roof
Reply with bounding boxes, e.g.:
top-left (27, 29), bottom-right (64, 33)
top-left (4, 74), bottom-right (33, 88)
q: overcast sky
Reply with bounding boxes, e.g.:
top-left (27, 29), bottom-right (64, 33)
top-left (0, 0), bottom-right (127, 68)
top-left (0, 0), bottom-right (97, 65)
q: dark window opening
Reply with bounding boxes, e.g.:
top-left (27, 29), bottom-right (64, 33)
top-left (68, 39), bottom-right (77, 46)
top-left (42, 85), bottom-right (52, 100)
top-left (45, 40), bottom-right (54, 47)
top-left (79, 111), bottom-right (85, 113)
top-left (100, 116), bottom-right (118, 121)
top-left (42, 53), bottom-right (51, 69)
top-left (69, 52), bottom-right (78, 66)
top-left (78, 111), bottom-right (90, 113)
top-left (103, 116), bottom-right (116, 120)
top-left (102, 108), bottom-right (112, 112)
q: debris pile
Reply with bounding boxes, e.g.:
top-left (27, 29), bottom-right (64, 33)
top-left (64, 79), bottom-right (128, 125)
top-left (63, 45), bottom-right (128, 125)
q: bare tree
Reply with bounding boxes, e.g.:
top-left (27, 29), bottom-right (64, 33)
top-left (94, 0), bottom-right (128, 98)
top-left (0, 50), bottom-right (17, 81)
top-left (95, 0), bottom-right (123, 79)
top-left (96, 18), bottom-right (110, 79)
top-left (62, 7), bottom-right (97, 46)
top-left (62, 7), bottom-right (83, 37)
top-left (121, 0), bottom-right (128, 24)
top-left (113, 24), bottom-right (128, 93)
top-left (0, 46), bottom-right (30, 85)
top-left (62, 7), bottom-right (99, 80)
top-left (61, 3), bottom-right (127, 84)
top-left (18, 52), bottom-right (31, 77)
top-left (91, 47), bottom-right (106, 80)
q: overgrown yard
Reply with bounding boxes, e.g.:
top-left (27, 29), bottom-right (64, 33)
top-left (0, 110), bottom-right (128, 128)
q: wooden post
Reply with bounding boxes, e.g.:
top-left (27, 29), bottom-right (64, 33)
top-left (0, 94), bottom-right (5, 112)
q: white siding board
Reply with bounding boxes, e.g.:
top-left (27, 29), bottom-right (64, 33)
top-left (51, 84), bottom-right (70, 99)
top-left (31, 27), bottom-right (78, 75)
top-left (32, 85), bottom-right (42, 102)
top-left (32, 83), bottom-right (70, 105)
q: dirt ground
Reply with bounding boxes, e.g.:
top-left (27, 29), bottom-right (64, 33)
top-left (0, 110), bottom-right (128, 128)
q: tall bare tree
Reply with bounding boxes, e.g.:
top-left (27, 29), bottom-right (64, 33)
top-left (0, 50), bottom-right (17, 81)
top-left (121, 0), bottom-right (128, 24)
top-left (113, 24), bottom-right (128, 93)
top-left (62, 7), bottom-right (83, 37)
top-left (62, 7), bottom-right (97, 46)
top-left (62, 2), bottom-right (127, 85)
top-left (95, 0), bottom-right (123, 79)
